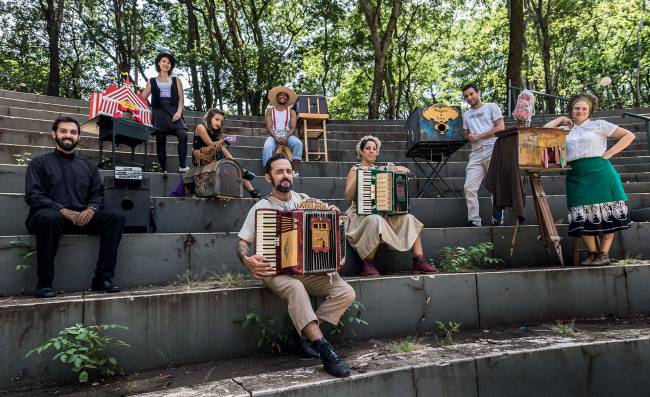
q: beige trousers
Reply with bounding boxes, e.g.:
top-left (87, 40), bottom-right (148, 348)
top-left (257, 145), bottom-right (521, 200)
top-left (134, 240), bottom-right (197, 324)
top-left (262, 273), bottom-right (356, 334)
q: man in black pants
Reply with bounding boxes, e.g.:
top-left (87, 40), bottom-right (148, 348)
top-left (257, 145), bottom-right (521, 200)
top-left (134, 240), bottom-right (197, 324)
top-left (25, 116), bottom-right (125, 298)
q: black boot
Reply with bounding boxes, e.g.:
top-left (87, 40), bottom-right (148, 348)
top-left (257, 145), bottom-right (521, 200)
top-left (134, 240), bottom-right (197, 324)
top-left (248, 189), bottom-right (263, 199)
top-left (312, 338), bottom-right (351, 378)
top-left (290, 331), bottom-right (320, 359)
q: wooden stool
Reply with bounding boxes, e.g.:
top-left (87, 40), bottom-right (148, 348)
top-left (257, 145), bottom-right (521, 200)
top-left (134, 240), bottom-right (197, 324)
top-left (300, 118), bottom-right (328, 161)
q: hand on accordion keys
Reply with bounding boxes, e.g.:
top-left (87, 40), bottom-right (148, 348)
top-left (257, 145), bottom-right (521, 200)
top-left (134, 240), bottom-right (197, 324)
top-left (243, 254), bottom-right (276, 279)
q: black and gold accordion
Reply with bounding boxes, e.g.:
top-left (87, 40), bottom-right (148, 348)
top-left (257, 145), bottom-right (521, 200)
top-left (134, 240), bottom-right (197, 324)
top-left (254, 200), bottom-right (347, 275)
top-left (356, 168), bottom-right (409, 215)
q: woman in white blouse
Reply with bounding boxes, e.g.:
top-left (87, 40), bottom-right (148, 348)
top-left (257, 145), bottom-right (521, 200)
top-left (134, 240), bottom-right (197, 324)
top-left (544, 93), bottom-right (635, 265)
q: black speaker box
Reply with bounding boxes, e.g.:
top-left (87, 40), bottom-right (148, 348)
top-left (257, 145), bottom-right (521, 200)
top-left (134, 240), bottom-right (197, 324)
top-left (103, 177), bottom-right (151, 231)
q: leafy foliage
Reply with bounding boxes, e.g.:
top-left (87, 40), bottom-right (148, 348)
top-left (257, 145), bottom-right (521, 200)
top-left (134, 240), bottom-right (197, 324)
top-left (435, 320), bottom-right (462, 345)
top-left (26, 323), bottom-right (129, 383)
top-left (8, 239), bottom-right (36, 271)
top-left (328, 300), bottom-right (369, 341)
top-left (435, 242), bottom-right (502, 272)
top-left (0, 0), bottom-right (648, 116)
top-left (239, 310), bottom-right (293, 354)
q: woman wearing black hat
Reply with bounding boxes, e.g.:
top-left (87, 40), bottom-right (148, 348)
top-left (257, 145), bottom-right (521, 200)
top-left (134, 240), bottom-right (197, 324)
top-left (142, 52), bottom-right (189, 174)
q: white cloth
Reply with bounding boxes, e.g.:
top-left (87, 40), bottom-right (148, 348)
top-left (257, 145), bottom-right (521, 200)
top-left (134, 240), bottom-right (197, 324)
top-left (238, 191), bottom-right (307, 244)
top-left (157, 80), bottom-right (172, 98)
top-left (565, 119), bottom-right (617, 162)
top-left (462, 103), bottom-right (503, 150)
top-left (464, 147), bottom-right (493, 225)
top-left (271, 107), bottom-right (291, 137)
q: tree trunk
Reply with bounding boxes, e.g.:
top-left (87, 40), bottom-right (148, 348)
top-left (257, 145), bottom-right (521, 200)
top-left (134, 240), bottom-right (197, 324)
top-left (360, 0), bottom-right (401, 119)
top-left (506, 0), bottom-right (524, 110)
top-left (39, 0), bottom-right (65, 96)
top-left (183, 0), bottom-right (204, 111)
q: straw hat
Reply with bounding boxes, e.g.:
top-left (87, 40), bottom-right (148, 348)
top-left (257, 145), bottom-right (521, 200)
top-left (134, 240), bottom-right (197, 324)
top-left (268, 86), bottom-right (297, 107)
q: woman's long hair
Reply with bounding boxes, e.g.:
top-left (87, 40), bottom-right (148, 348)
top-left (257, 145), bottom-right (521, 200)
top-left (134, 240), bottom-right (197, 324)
top-left (203, 108), bottom-right (226, 138)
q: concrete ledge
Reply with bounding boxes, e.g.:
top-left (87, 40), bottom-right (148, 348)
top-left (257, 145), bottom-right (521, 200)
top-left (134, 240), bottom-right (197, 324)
top-left (4, 266), bottom-right (650, 389)
top-left (133, 330), bottom-right (650, 397)
top-left (3, 192), bottom-right (650, 235)
top-left (2, 223), bottom-right (650, 296)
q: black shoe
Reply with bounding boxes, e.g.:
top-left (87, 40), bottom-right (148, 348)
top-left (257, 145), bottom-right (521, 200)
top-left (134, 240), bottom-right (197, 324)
top-left (290, 331), bottom-right (320, 359)
top-left (312, 338), bottom-right (351, 378)
top-left (242, 169), bottom-right (256, 181)
top-left (35, 287), bottom-right (55, 299)
top-left (248, 189), bottom-right (263, 199)
top-left (91, 279), bottom-right (121, 293)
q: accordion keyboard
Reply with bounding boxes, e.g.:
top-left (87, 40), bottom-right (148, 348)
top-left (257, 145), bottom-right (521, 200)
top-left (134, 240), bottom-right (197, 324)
top-left (255, 209), bottom-right (278, 266)
top-left (357, 170), bottom-right (373, 214)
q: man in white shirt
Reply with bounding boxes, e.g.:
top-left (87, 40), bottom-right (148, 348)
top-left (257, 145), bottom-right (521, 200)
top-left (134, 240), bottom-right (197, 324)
top-left (263, 86), bottom-right (303, 175)
top-left (237, 153), bottom-right (354, 378)
top-left (461, 83), bottom-right (505, 226)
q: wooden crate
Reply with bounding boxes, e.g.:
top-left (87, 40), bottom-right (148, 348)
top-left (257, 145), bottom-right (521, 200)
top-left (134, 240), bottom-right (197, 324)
top-left (497, 127), bottom-right (569, 171)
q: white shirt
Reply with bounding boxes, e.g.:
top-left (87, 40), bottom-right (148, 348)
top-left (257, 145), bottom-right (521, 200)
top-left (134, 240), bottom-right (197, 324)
top-left (238, 191), bottom-right (307, 244)
top-left (462, 103), bottom-right (503, 150)
top-left (565, 119), bottom-right (617, 162)
top-left (271, 107), bottom-right (291, 137)
top-left (157, 80), bottom-right (172, 98)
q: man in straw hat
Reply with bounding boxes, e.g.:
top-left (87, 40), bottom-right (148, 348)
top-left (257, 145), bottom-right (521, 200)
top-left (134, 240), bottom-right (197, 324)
top-left (264, 86), bottom-right (303, 175)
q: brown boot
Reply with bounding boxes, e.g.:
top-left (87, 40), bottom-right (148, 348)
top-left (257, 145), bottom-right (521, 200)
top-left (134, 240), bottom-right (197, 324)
top-left (580, 251), bottom-right (598, 266)
top-left (590, 251), bottom-right (611, 266)
top-left (412, 255), bottom-right (439, 273)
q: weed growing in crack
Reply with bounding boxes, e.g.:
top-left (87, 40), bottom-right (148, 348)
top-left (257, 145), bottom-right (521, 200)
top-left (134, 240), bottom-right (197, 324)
top-left (435, 320), bottom-right (462, 345)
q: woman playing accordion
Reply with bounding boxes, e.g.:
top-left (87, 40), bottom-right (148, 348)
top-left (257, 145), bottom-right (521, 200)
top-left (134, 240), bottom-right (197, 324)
top-left (344, 135), bottom-right (438, 276)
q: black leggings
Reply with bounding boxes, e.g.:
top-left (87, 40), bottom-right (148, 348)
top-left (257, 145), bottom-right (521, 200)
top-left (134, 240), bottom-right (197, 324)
top-left (155, 129), bottom-right (188, 170)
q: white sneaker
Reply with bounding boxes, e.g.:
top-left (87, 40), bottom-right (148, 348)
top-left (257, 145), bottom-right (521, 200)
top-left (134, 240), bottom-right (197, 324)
top-left (293, 171), bottom-right (300, 177)
top-left (178, 167), bottom-right (190, 173)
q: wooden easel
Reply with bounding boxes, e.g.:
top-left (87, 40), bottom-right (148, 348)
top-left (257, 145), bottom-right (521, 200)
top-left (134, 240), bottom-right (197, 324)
top-left (496, 127), bottom-right (569, 267)
top-left (528, 171), bottom-right (564, 266)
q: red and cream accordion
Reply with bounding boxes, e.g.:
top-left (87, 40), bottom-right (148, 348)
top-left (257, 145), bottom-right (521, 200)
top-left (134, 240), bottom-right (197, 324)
top-left (356, 168), bottom-right (409, 215)
top-left (255, 200), bottom-right (347, 275)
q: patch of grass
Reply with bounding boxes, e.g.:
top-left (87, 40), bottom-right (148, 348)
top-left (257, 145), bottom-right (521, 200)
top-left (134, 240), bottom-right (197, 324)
top-left (13, 152), bottom-right (32, 165)
top-left (551, 320), bottom-right (575, 336)
top-left (614, 255), bottom-right (646, 265)
top-left (214, 272), bottom-right (248, 288)
top-left (388, 337), bottom-right (423, 354)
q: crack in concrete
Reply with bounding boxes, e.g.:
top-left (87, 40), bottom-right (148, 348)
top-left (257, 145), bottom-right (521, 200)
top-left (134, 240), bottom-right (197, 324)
top-left (622, 265), bottom-right (633, 316)
top-left (474, 273), bottom-right (482, 328)
top-left (231, 377), bottom-right (252, 396)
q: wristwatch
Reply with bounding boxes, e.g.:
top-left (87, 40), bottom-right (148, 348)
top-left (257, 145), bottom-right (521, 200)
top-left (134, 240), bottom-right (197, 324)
top-left (88, 205), bottom-right (98, 212)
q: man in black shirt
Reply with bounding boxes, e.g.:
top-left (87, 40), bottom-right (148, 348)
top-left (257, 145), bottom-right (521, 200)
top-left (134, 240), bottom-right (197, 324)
top-left (25, 116), bottom-right (125, 298)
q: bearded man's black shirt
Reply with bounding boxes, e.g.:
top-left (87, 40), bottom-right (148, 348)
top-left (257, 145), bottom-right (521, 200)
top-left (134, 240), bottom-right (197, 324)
top-left (25, 150), bottom-right (104, 217)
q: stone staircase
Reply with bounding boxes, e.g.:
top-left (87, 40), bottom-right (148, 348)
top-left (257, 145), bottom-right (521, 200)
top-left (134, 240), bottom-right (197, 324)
top-left (1, 88), bottom-right (650, 394)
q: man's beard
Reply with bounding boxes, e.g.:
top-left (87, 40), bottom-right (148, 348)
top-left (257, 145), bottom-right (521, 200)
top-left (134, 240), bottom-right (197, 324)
top-left (273, 178), bottom-right (292, 193)
top-left (56, 137), bottom-right (79, 151)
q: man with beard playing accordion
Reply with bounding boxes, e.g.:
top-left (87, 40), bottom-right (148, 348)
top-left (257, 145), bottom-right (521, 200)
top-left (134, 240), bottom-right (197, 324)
top-left (236, 153), bottom-right (354, 378)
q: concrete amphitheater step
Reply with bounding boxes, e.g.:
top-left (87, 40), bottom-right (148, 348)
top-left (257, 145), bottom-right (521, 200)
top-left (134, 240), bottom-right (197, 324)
top-left (3, 221), bottom-right (648, 296)
top-left (2, 263), bottom-right (650, 390)
top-left (2, 162), bottom-right (649, 198)
top-left (0, 115), bottom-right (415, 141)
top-left (3, 127), bottom-right (650, 166)
top-left (3, 192), bottom-right (650, 235)
top-left (3, 127), bottom-right (650, 162)
top-left (135, 326), bottom-right (650, 397)
top-left (4, 142), bottom-right (650, 178)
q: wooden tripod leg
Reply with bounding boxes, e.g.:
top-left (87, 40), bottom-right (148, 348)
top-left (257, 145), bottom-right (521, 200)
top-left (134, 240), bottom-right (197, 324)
top-left (529, 171), bottom-right (564, 266)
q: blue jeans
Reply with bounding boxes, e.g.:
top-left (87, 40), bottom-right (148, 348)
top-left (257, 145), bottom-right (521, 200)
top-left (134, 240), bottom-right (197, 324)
top-left (262, 135), bottom-right (303, 166)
